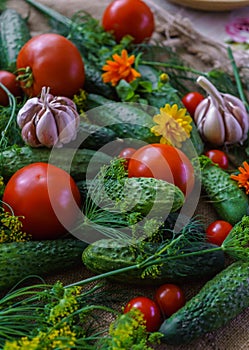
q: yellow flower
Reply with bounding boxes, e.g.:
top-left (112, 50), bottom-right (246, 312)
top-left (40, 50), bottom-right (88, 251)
top-left (102, 49), bottom-right (141, 86)
top-left (151, 104), bottom-right (192, 148)
top-left (231, 161), bottom-right (249, 194)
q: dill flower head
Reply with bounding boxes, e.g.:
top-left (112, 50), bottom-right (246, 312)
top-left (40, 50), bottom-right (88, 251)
top-left (151, 104), bottom-right (192, 148)
top-left (231, 161), bottom-right (249, 194)
top-left (102, 49), bottom-right (141, 86)
top-left (0, 207), bottom-right (30, 243)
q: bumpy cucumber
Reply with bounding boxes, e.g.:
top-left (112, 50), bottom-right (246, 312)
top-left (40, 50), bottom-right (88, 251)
top-left (159, 261), bottom-right (249, 345)
top-left (0, 9), bottom-right (31, 71)
top-left (104, 177), bottom-right (185, 217)
top-left (66, 120), bottom-right (119, 150)
top-left (0, 146), bottom-right (111, 181)
top-left (82, 239), bottom-right (225, 286)
top-left (0, 238), bottom-right (87, 291)
top-left (197, 156), bottom-right (249, 225)
top-left (87, 100), bottom-right (160, 144)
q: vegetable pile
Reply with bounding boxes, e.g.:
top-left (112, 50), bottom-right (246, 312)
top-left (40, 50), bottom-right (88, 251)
top-left (1, 0), bottom-right (249, 348)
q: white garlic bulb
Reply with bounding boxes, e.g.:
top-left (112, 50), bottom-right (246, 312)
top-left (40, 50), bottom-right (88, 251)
top-left (17, 86), bottom-right (80, 148)
top-left (194, 76), bottom-right (249, 146)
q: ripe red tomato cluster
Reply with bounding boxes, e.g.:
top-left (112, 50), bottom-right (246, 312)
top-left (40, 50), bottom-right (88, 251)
top-left (124, 283), bottom-right (185, 332)
top-left (206, 220), bottom-right (233, 246)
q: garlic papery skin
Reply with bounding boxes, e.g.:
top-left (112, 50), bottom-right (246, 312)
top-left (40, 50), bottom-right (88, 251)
top-left (194, 76), bottom-right (249, 146)
top-left (17, 87), bottom-right (80, 148)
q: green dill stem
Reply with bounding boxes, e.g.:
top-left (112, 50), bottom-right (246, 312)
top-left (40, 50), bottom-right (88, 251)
top-left (227, 46), bottom-right (249, 111)
top-left (66, 245), bottom-right (222, 288)
top-left (140, 60), bottom-right (207, 77)
top-left (0, 83), bottom-right (16, 150)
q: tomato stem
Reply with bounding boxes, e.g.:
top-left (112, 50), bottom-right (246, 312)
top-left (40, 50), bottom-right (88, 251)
top-left (16, 67), bottom-right (34, 88)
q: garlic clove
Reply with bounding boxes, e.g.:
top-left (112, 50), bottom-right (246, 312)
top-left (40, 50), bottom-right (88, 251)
top-left (36, 109), bottom-right (60, 148)
top-left (17, 97), bottom-right (42, 128)
top-left (202, 106), bottom-right (226, 146)
top-left (53, 109), bottom-right (78, 144)
top-left (21, 120), bottom-right (42, 147)
top-left (223, 111), bottom-right (243, 144)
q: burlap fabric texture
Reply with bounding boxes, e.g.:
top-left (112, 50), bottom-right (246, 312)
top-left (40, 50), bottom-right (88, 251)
top-left (6, 1), bottom-right (249, 349)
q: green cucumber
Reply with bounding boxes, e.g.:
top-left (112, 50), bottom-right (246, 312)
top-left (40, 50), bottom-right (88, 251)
top-left (66, 120), bottom-right (119, 150)
top-left (87, 100), bottom-right (160, 145)
top-left (0, 9), bottom-right (31, 71)
top-left (0, 238), bottom-right (87, 291)
top-left (82, 239), bottom-right (225, 286)
top-left (197, 155), bottom-right (249, 225)
top-left (159, 260), bottom-right (249, 345)
top-left (103, 177), bottom-right (185, 217)
top-left (0, 146), bottom-right (111, 181)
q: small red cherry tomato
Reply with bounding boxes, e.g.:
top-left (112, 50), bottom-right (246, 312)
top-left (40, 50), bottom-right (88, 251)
top-left (205, 149), bottom-right (229, 169)
top-left (206, 220), bottom-right (233, 246)
top-left (118, 147), bottom-right (136, 169)
top-left (102, 0), bottom-right (155, 43)
top-left (154, 284), bottom-right (185, 318)
top-left (124, 296), bottom-right (162, 332)
top-left (181, 91), bottom-right (205, 117)
top-left (0, 70), bottom-right (22, 106)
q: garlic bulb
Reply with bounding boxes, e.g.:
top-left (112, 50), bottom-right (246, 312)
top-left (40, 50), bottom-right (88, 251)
top-left (194, 76), bottom-right (249, 146)
top-left (17, 86), bottom-right (80, 148)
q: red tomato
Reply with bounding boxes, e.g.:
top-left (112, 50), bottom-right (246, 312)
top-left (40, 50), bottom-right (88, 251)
top-left (0, 70), bottom-right (22, 106)
top-left (118, 147), bottom-right (136, 169)
top-left (102, 0), bottom-right (155, 43)
top-left (205, 149), bottom-right (229, 169)
top-left (16, 33), bottom-right (85, 98)
top-left (181, 91), bottom-right (205, 117)
top-left (124, 296), bottom-right (162, 332)
top-left (206, 220), bottom-right (233, 246)
top-left (128, 143), bottom-right (195, 196)
top-left (154, 284), bottom-right (185, 318)
top-left (2, 163), bottom-right (81, 240)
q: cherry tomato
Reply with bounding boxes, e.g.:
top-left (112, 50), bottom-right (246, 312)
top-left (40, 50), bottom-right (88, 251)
top-left (102, 0), bottom-right (155, 43)
top-left (154, 284), bottom-right (185, 318)
top-left (181, 91), bottom-right (205, 117)
top-left (2, 163), bottom-right (81, 240)
top-left (205, 149), bottom-right (229, 169)
top-left (128, 143), bottom-right (195, 196)
top-left (118, 147), bottom-right (136, 169)
top-left (206, 220), bottom-right (233, 246)
top-left (124, 296), bottom-right (162, 332)
top-left (0, 70), bottom-right (22, 106)
top-left (16, 33), bottom-right (85, 98)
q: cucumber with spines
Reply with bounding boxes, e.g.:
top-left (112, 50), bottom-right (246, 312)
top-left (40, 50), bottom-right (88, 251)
top-left (0, 9), bottom-right (31, 71)
top-left (159, 260), bottom-right (249, 345)
top-left (0, 146), bottom-right (112, 181)
top-left (0, 238), bottom-right (88, 292)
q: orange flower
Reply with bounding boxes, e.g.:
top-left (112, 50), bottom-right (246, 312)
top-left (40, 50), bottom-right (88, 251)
top-left (231, 161), bottom-right (249, 194)
top-left (102, 49), bottom-right (141, 86)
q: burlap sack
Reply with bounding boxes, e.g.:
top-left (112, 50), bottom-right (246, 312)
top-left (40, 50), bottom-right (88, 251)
top-left (6, 1), bottom-right (249, 349)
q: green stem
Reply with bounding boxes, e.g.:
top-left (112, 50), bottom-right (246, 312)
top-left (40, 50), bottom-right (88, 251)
top-left (140, 60), bottom-right (207, 77)
top-left (0, 83), bottom-right (16, 150)
top-left (227, 46), bottom-right (249, 111)
top-left (66, 245), bottom-right (222, 288)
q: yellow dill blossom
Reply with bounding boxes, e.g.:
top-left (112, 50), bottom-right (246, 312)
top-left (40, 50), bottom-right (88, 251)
top-left (48, 285), bottom-right (82, 324)
top-left (0, 207), bottom-right (30, 243)
top-left (73, 89), bottom-right (88, 115)
top-left (102, 49), bottom-right (141, 86)
top-left (231, 161), bottom-right (249, 194)
top-left (151, 104), bottom-right (192, 148)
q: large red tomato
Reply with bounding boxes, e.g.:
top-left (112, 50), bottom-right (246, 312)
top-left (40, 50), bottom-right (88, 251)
top-left (2, 163), bottom-right (81, 240)
top-left (16, 33), bottom-right (85, 98)
top-left (102, 0), bottom-right (155, 43)
top-left (0, 70), bottom-right (22, 106)
top-left (128, 144), bottom-right (195, 196)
